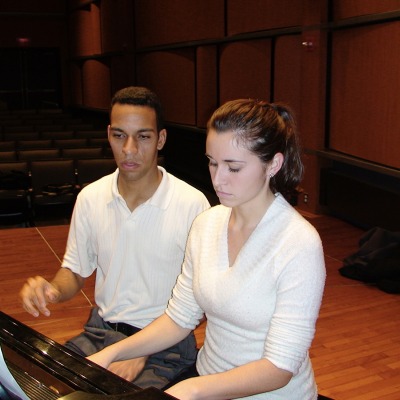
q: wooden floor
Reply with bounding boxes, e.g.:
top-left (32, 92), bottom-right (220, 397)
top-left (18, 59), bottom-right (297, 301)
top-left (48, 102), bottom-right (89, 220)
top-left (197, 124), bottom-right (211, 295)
top-left (0, 213), bottom-right (399, 399)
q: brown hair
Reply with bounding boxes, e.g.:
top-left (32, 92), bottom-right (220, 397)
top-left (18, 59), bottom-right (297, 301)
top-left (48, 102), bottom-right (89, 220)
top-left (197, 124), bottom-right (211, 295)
top-left (207, 99), bottom-right (303, 198)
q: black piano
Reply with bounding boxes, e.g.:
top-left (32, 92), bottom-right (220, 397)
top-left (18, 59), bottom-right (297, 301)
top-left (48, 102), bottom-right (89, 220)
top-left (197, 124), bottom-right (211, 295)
top-left (0, 311), bottom-right (172, 399)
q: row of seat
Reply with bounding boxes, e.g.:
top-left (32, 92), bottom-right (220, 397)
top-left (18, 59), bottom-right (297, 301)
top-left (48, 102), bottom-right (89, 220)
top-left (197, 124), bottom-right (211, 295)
top-left (0, 137), bottom-right (109, 150)
top-left (0, 108), bottom-right (96, 134)
top-left (0, 125), bottom-right (103, 142)
top-left (0, 158), bottom-right (117, 227)
top-left (0, 147), bottom-right (113, 162)
top-left (0, 108), bottom-right (71, 116)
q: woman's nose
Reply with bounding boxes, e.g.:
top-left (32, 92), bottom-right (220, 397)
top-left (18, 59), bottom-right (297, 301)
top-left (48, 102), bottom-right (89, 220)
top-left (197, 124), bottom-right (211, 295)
top-left (212, 166), bottom-right (226, 186)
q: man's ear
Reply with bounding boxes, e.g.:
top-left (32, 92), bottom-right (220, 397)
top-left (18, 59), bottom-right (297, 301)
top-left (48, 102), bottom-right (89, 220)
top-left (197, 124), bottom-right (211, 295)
top-left (157, 129), bottom-right (167, 150)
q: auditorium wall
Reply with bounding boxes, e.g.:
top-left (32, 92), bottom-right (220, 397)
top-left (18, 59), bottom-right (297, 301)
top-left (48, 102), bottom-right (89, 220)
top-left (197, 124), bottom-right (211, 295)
top-left (0, 0), bottom-right (399, 228)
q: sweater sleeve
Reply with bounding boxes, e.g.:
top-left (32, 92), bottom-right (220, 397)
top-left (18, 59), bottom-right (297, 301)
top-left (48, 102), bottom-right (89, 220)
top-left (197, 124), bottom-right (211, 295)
top-left (166, 225), bottom-right (205, 329)
top-left (264, 224), bottom-right (326, 375)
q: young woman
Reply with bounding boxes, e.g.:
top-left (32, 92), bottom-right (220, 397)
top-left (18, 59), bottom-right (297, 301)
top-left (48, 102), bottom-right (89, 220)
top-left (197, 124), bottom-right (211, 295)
top-left (88, 99), bottom-right (326, 399)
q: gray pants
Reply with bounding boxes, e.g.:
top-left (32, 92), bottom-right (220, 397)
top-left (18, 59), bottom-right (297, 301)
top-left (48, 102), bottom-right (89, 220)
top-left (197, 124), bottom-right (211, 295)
top-left (64, 307), bottom-right (197, 389)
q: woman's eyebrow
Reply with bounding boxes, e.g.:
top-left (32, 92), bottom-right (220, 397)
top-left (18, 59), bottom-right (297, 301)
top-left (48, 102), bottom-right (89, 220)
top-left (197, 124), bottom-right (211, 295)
top-left (205, 154), bottom-right (245, 164)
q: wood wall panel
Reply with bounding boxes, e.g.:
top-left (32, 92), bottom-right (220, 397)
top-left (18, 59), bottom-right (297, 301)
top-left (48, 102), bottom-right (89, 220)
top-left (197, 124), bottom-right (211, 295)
top-left (70, 62), bottom-right (83, 106)
top-left (219, 40), bottom-right (271, 104)
top-left (110, 55), bottom-right (135, 96)
top-left (69, 4), bottom-right (101, 57)
top-left (274, 35), bottom-right (302, 125)
top-left (136, 50), bottom-right (196, 125)
top-left (82, 60), bottom-right (111, 110)
top-left (134, 0), bottom-right (225, 49)
top-left (100, 0), bottom-right (134, 53)
top-left (196, 46), bottom-right (218, 128)
top-left (330, 22), bottom-right (400, 169)
top-left (227, 0), bottom-right (303, 35)
top-left (332, 0), bottom-right (400, 20)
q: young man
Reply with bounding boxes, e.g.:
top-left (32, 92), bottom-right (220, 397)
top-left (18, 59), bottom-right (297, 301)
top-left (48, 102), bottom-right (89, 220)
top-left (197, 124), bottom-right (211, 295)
top-left (19, 86), bottom-right (210, 389)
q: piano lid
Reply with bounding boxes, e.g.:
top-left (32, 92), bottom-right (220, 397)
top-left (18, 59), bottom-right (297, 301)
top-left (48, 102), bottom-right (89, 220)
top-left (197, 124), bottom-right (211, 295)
top-left (0, 311), bottom-right (172, 400)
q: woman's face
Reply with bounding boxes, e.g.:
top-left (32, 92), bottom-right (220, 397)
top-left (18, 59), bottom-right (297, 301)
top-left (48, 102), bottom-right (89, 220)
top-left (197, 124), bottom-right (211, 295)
top-left (206, 129), bottom-right (272, 208)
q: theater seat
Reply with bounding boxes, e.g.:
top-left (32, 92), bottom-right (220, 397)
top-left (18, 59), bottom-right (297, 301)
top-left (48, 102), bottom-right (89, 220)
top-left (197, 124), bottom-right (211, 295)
top-left (0, 161), bottom-right (31, 226)
top-left (29, 159), bottom-right (77, 222)
top-left (75, 158), bottom-right (116, 188)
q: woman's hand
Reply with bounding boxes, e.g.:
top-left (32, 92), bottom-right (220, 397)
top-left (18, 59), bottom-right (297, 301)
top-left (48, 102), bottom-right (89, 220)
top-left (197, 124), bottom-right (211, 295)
top-left (164, 378), bottom-right (199, 400)
top-left (87, 349), bottom-right (114, 370)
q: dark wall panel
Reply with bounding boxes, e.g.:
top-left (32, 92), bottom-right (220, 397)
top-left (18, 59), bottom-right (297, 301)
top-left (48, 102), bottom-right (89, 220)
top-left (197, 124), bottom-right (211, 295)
top-left (330, 22), bottom-right (400, 169)
top-left (227, 0), bottom-right (303, 35)
top-left (82, 60), bottom-right (110, 110)
top-left (100, 0), bottom-right (134, 53)
top-left (136, 50), bottom-right (196, 125)
top-left (219, 40), bottom-right (271, 104)
top-left (332, 0), bottom-right (400, 20)
top-left (110, 55), bottom-right (135, 96)
top-left (0, 17), bottom-right (66, 47)
top-left (69, 4), bottom-right (101, 57)
top-left (274, 34), bottom-right (302, 125)
top-left (196, 46), bottom-right (218, 128)
top-left (134, 0), bottom-right (225, 48)
top-left (70, 63), bottom-right (83, 106)
top-left (0, 0), bottom-right (65, 13)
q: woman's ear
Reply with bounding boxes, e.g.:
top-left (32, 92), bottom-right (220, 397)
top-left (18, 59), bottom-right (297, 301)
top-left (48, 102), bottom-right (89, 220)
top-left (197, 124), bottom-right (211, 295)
top-left (269, 152), bottom-right (284, 177)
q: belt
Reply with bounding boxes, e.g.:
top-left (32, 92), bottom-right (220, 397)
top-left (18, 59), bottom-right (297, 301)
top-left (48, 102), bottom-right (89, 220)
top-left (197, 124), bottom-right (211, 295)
top-left (106, 321), bottom-right (141, 337)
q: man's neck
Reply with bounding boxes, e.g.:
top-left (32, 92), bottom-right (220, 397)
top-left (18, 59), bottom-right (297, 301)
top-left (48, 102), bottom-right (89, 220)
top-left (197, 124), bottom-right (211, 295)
top-left (118, 168), bottom-right (162, 211)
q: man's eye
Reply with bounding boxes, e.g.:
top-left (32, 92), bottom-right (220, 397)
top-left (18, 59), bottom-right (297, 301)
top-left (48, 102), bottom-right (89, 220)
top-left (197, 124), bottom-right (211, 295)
top-left (139, 135), bottom-right (150, 140)
top-left (112, 133), bottom-right (124, 139)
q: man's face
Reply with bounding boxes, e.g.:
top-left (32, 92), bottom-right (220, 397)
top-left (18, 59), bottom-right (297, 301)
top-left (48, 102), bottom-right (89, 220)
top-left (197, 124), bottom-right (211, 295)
top-left (108, 103), bottom-right (166, 183)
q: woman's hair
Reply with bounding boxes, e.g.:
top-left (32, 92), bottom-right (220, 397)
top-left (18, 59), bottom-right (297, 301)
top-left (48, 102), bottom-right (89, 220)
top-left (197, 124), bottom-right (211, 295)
top-left (110, 86), bottom-right (164, 132)
top-left (207, 99), bottom-right (304, 198)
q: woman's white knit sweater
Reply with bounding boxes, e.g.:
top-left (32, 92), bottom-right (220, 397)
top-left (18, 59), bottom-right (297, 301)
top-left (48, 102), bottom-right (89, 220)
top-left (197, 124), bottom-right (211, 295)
top-left (166, 194), bottom-right (326, 399)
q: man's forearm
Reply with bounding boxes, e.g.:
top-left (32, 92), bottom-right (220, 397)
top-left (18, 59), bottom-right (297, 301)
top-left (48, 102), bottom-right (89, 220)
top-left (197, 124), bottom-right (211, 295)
top-left (51, 268), bottom-right (85, 302)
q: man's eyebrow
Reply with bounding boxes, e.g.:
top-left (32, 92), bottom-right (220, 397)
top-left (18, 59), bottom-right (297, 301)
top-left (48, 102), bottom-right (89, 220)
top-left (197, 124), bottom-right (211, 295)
top-left (109, 126), bottom-right (124, 132)
top-left (109, 127), bottom-right (155, 133)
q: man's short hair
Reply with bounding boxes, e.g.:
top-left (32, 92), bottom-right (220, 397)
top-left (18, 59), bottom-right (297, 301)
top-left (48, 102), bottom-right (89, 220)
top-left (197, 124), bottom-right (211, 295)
top-left (111, 86), bottom-right (164, 132)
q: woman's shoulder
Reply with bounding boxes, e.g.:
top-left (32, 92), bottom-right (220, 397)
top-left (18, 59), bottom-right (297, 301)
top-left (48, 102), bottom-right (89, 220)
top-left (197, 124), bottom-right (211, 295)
top-left (272, 194), bottom-right (322, 243)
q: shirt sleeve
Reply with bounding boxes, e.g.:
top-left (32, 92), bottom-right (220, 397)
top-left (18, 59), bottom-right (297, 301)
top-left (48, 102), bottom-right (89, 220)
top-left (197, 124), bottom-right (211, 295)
top-left (61, 191), bottom-right (97, 278)
top-left (264, 226), bottom-right (326, 375)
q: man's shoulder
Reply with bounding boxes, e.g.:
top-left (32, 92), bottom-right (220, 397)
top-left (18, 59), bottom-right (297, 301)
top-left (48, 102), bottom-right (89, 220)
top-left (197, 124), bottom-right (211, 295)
top-left (78, 171), bottom-right (114, 198)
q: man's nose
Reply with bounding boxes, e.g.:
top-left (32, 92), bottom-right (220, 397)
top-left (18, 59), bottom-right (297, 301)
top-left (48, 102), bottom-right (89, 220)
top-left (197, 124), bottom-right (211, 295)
top-left (123, 136), bottom-right (138, 154)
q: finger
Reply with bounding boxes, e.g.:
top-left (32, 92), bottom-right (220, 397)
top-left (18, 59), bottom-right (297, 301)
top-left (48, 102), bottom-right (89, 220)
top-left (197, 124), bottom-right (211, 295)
top-left (44, 285), bottom-right (60, 303)
top-left (29, 279), bottom-right (52, 316)
top-left (21, 277), bottom-right (52, 317)
top-left (20, 283), bottom-right (41, 317)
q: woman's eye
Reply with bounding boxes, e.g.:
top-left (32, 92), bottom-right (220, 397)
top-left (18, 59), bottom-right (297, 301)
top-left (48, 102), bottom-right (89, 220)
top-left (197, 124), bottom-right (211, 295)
top-left (208, 161), bottom-right (217, 168)
top-left (229, 167), bottom-right (240, 173)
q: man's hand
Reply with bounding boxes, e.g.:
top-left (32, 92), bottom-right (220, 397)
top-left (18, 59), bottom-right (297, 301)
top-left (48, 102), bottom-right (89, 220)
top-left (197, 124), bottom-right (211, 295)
top-left (108, 357), bottom-right (148, 381)
top-left (19, 276), bottom-right (61, 317)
